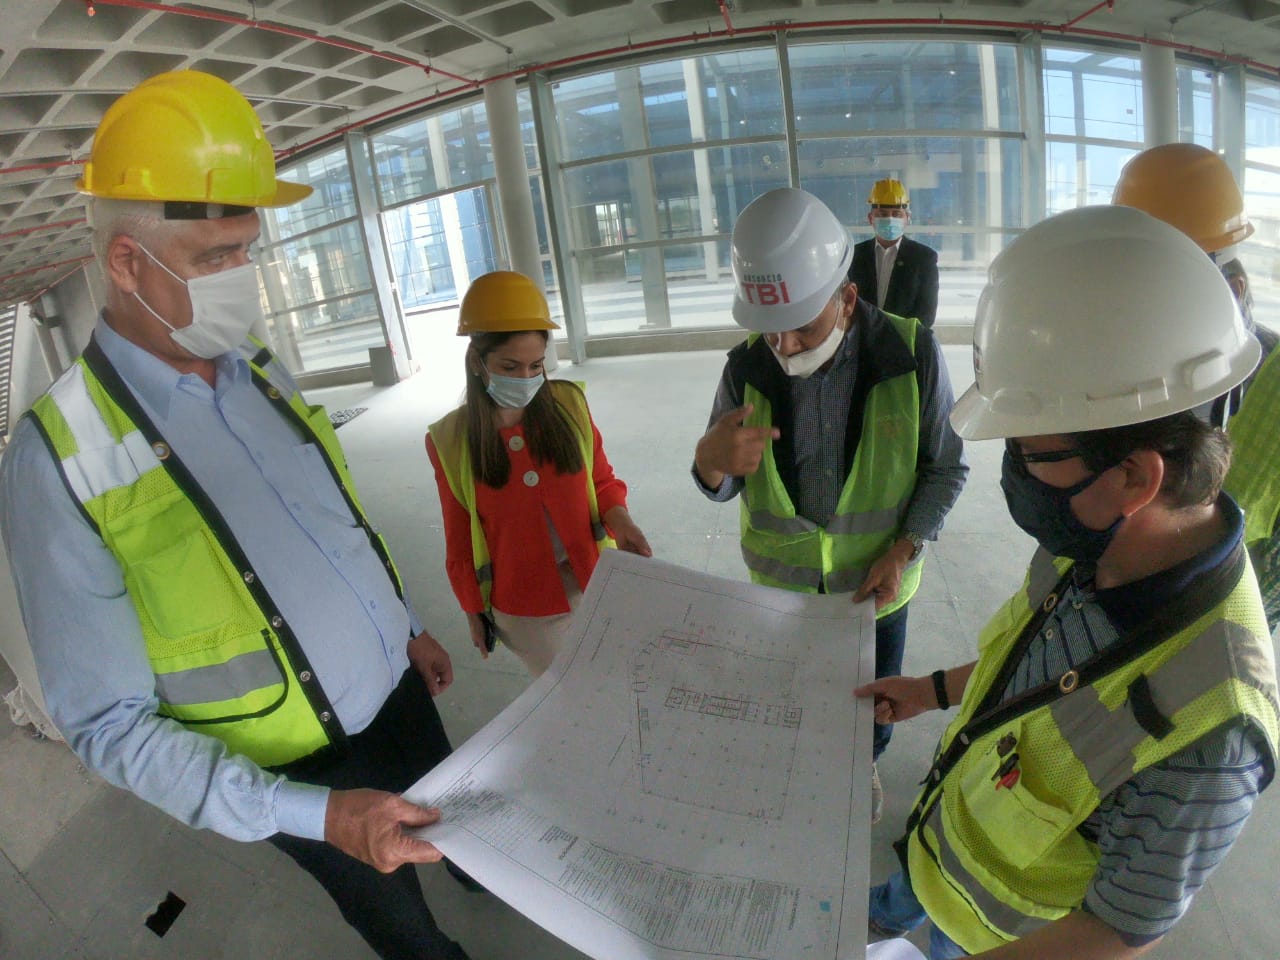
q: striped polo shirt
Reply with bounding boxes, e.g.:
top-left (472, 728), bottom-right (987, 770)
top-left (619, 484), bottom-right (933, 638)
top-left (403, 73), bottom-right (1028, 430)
top-left (1001, 495), bottom-right (1272, 945)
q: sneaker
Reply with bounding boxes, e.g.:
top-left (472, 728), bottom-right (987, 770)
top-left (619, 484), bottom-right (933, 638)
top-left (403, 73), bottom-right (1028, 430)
top-left (871, 763), bottom-right (884, 825)
top-left (867, 916), bottom-right (907, 942)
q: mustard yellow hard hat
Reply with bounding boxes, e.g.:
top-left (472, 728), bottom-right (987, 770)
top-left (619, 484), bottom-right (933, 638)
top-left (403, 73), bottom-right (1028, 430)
top-left (1112, 143), bottom-right (1252, 253)
top-left (457, 271), bottom-right (560, 335)
top-left (868, 178), bottom-right (909, 207)
top-left (77, 70), bottom-right (311, 209)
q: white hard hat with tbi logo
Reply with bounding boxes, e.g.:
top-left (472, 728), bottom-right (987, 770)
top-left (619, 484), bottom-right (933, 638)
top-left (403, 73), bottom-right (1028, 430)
top-left (730, 188), bottom-right (853, 334)
top-left (950, 205), bottom-right (1260, 440)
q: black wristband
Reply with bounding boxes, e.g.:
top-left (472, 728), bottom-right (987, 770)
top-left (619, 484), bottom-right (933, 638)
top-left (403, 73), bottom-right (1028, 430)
top-left (931, 669), bottom-right (950, 711)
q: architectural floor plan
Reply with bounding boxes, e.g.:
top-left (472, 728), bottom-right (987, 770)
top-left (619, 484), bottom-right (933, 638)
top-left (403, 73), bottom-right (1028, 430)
top-left (405, 551), bottom-right (877, 960)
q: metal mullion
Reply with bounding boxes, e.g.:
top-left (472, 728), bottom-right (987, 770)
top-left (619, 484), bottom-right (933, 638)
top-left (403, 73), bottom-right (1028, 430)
top-left (792, 128), bottom-right (1025, 142)
top-left (557, 134), bottom-right (786, 171)
top-left (268, 287), bottom-right (377, 317)
top-left (262, 213), bottom-right (360, 251)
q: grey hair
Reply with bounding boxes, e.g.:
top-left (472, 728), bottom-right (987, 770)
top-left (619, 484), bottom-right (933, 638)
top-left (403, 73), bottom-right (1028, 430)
top-left (88, 198), bottom-right (184, 274)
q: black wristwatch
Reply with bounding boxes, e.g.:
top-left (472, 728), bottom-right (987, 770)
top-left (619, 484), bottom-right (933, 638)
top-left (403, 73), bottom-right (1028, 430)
top-left (931, 669), bottom-right (951, 711)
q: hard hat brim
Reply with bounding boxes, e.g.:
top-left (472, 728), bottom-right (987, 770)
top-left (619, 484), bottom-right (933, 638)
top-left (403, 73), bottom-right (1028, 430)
top-left (949, 333), bottom-right (1262, 440)
top-left (261, 179), bottom-right (314, 207)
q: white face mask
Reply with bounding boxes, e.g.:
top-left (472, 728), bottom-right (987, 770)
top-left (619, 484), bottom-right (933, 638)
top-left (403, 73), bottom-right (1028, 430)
top-left (134, 242), bottom-right (264, 359)
top-left (767, 318), bottom-right (845, 378)
top-left (486, 371), bottom-right (545, 408)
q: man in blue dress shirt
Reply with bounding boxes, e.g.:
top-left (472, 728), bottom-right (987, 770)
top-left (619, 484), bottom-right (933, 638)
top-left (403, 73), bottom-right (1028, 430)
top-left (0, 71), bottom-right (471, 960)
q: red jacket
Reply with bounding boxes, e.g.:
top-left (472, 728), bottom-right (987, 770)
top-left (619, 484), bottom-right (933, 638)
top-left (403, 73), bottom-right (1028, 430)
top-left (426, 410), bottom-right (628, 617)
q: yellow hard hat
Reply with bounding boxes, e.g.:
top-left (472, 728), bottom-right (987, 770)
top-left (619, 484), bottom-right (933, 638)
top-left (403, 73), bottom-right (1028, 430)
top-left (1112, 143), bottom-right (1252, 253)
top-left (457, 271), bottom-right (560, 335)
top-left (77, 70), bottom-right (311, 209)
top-left (868, 178), bottom-right (909, 207)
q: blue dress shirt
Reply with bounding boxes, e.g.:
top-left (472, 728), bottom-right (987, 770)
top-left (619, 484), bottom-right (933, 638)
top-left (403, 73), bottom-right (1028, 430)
top-left (0, 317), bottom-right (419, 843)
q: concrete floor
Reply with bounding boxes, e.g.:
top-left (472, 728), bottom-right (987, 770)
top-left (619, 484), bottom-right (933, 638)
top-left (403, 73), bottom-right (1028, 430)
top-left (1, 344), bottom-right (1277, 959)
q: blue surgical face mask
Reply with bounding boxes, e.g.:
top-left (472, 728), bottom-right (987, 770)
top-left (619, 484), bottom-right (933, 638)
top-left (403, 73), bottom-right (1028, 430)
top-left (873, 217), bottom-right (905, 243)
top-left (1000, 451), bottom-right (1123, 563)
top-left (486, 371), bottom-right (545, 409)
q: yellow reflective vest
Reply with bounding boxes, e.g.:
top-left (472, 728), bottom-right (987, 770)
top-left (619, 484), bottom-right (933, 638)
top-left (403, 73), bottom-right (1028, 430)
top-left (28, 335), bottom-right (405, 768)
top-left (733, 310), bottom-right (923, 615)
top-left (1226, 342), bottom-right (1280, 548)
top-left (427, 380), bottom-right (612, 612)
top-left (903, 547), bottom-right (1280, 954)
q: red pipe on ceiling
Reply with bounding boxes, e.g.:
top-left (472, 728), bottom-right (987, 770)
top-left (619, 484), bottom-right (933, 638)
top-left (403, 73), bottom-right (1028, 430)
top-left (1061, 0), bottom-right (1116, 32)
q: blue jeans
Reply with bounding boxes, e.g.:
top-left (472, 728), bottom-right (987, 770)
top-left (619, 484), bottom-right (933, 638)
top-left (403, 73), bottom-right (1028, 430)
top-left (873, 603), bottom-right (910, 759)
top-left (869, 871), bottom-right (967, 959)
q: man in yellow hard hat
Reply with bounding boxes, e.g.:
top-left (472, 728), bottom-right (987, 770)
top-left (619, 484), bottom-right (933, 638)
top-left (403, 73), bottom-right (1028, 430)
top-left (1114, 142), bottom-right (1280, 635)
top-left (847, 178), bottom-right (940, 328)
top-left (0, 71), bottom-right (474, 960)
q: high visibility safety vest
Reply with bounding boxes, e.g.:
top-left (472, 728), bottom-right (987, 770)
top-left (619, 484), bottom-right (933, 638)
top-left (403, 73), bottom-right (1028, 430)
top-left (1227, 340), bottom-right (1280, 548)
top-left (903, 547), bottom-right (1280, 955)
top-left (427, 380), bottom-right (612, 612)
top-left (735, 308), bottom-right (924, 615)
top-left (27, 335), bottom-right (406, 768)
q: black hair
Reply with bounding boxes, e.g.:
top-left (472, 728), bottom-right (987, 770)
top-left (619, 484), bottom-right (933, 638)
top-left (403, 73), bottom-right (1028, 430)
top-left (1068, 410), bottom-right (1231, 509)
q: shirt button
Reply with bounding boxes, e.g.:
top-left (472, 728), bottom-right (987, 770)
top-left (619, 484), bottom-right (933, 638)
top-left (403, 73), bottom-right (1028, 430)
top-left (523, 470), bottom-right (539, 487)
top-left (509, 435), bottom-right (525, 451)
top-left (1044, 627), bottom-right (1055, 640)
top-left (299, 670), bottom-right (312, 682)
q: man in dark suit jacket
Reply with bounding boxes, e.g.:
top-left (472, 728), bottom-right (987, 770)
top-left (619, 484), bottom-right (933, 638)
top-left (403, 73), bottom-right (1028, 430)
top-left (847, 178), bottom-right (939, 328)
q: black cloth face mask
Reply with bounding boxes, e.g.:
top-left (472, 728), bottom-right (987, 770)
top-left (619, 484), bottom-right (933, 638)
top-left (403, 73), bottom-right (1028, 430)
top-left (1000, 448), bottom-right (1124, 563)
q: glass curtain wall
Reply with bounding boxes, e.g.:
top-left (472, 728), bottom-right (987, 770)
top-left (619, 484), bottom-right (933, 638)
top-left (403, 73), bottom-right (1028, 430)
top-left (1177, 61), bottom-right (1216, 147)
top-left (551, 50), bottom-right (789, 335)
top-left (1044, 46), bottom-right (1144, 214)
top-left (1243, 73), bottom-right (1280, 318)
top-left (790, 40), bottom-right (1023, 326)
top-left (259, 146), bottom-right (382, 374)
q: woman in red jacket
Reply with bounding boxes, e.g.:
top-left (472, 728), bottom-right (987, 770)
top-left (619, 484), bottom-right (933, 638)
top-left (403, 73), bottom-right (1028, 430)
top-left (426, 271), bottom-right (651, 676)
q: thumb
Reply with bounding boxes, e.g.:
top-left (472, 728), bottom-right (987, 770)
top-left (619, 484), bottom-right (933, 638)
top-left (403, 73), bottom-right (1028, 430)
top-left (395, 800), bottom-right (441, 829)
top-left (725, 403), bottom-right (754, 426)
top-left (853, 681), bottom-right (879, 698)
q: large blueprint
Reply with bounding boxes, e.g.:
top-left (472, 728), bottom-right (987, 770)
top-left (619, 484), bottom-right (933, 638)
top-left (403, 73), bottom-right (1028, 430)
top-left (405, 550), bottom-right (877, 960)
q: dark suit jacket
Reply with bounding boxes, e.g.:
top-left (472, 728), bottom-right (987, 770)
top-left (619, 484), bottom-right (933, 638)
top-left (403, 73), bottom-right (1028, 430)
top-left (847, 235), bottom-right (939, 328)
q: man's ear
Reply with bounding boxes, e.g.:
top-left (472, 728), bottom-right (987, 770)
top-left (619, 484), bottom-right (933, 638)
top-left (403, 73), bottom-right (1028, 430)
top-left (1117, 448), bottom-right (1165, 517)
top-left (841, 281), bottom-right (858, 319)
top-left (104, 235), bottom-right (143, 295)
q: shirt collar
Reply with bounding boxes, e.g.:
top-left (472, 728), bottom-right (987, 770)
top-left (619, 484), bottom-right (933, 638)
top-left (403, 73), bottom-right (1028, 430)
top-left (1093, 492), bottom-right (1245, 632)
top-left (877, 237), bottom-right (903, 258)
top-left (94, 312), bottom-right (251, 419)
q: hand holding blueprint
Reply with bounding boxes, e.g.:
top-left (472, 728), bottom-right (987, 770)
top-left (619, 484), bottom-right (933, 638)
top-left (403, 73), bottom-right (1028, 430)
top-left (405, 550), bottom-right (878, 959)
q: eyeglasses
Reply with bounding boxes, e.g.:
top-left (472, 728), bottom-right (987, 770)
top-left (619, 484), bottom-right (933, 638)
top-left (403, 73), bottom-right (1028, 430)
top-left (1004, 440), bottom-right (1085, 465)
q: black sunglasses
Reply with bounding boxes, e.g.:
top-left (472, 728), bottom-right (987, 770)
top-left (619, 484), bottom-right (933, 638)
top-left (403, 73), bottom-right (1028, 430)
top-left (1004, 440), bottom-right (1085, 465)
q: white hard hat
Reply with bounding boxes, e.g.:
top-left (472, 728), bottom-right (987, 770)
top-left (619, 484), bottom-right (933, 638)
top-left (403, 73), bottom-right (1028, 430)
top-left (731, 188), bottom-right (853, 333)
top-left (950, 205), bottom-right (1260, 440)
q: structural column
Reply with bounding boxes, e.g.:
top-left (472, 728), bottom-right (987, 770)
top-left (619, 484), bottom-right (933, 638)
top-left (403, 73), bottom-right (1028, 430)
top-left (1141, 41), bottom-right (1178, 147)
top-left (485, 76), bottom-right (558, 370)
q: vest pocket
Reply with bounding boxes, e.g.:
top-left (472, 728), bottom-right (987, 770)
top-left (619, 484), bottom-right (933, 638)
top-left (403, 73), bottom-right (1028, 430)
top-left (106, 493), bottom-right (248, 655)
top-left (954, 738), bottom-right (1074, 871)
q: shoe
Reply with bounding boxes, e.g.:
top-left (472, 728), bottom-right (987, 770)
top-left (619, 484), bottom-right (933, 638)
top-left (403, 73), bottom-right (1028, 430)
top-left (867, 917), bottom-right (907, 942)
top-left (444, 858), bottom-right (487, 893)
top-left (871, 763), bottom-right (884, 825)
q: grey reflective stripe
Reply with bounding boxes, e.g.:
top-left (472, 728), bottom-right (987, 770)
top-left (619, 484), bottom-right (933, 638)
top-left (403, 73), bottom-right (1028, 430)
top-left (477, 562), bottom-right (493, 586)
top-left (48, 366), bottom-right (161, 504)
top-left (825, 499), bottom-right (909, 537)
top-left (741, 545), bottom-right (822, 589)
top-left (1051, 619), bottom-right (1272, 795)
top-left (825, 565), bottom-right (872, 593)
top-left (1049, 684), bottom-right (1148, 794)
top-left (923, 803), bottom-right (1049, 940)
top-left (1026, 548), bottom-right (1063, 607)
top-left (746, 508), bottom-right (818, 536)
top-left (154, 648), bottom-right (281, 706)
